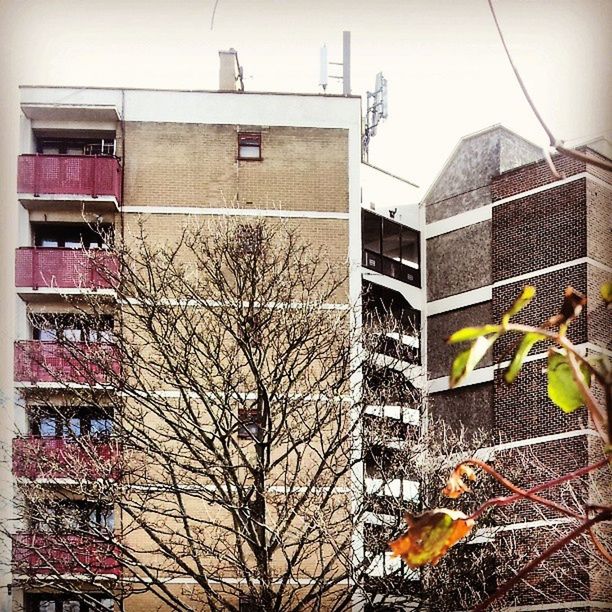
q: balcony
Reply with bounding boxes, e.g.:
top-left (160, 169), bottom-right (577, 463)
top-left (15, 248), bottom-right (118, 294)
top-left (13, 437), bottom-right (120, 480)
top-left (14, 341), bottom-right (120, 386)
top-left (17, 154), bottom-right (122, 210)
top-left (13, 533), bottom-right (120, 576)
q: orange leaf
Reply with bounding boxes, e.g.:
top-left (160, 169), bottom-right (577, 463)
top-left (389, 509), bottom-right (475, 568)
top-left (443, 464), bottom-right (478, 499)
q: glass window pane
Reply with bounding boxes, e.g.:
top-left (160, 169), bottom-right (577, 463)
top-left (38, 328), bottom-right (57, 341)
top-left (62, 329), bottom-right (82, 342)
top-left (382, 220), bottom-right (401, 262)
top-left (39, 601), bottom-right (56, 612)
top-left (41, 239), bottom-right (59, 248)
top-left (239, 145), bottom-right (260, 159)
top-left (40, 417), bottom-right (57, 437)
top-left (63, 418), bottom-right (81, 438)
top-left (362, 210), bottom-right (381, 254)
top-left (400, 229), bottom-right (419, 267)
top-left (64, 240), bottom-right (81, 249)
top-left (63, 601), bottom-right (81, 612)
top-left (91, 418), bottom-right (112, 438)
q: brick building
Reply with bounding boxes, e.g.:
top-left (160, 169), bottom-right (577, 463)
top-left (424, 125), bottom-right (612, 608)
top-left (5, 52), bottom-right (425, 612)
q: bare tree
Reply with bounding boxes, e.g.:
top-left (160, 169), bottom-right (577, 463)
top-left (6, 217), bottom-right (431, 612)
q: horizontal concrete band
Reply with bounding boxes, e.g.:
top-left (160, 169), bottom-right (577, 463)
top-left (427, 257), bottom-right (612, 315)
top-left (121, 205), bottom-right (350, 219)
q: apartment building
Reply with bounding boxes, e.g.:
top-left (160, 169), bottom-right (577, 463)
top-left (424, 125), bottom-right (612, 608)
top-left (6, 53), bottom-right (425, 612)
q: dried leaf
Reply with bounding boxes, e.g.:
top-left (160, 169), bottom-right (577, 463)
top-left (389, 509), bottom-right (475, 568)
top-left (443, 464), bottom-right (478, 499)
top-left (546, 286), bottom-right (587, 327)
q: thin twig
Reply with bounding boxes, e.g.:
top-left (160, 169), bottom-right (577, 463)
top-left (473, 511), bottom-right (612, 611)
top-left (487, 0), bottom-right (612, 174)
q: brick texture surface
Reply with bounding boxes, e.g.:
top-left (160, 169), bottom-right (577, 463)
top-left (492, 179), bottom-right (587, 282)
top-left (429, 383), bottom-right (494, 439)
top-left (586, 178), bottom-right (612, 265)
top-left (123, 122), bottom-right (349, 212)
top-left (492, 264), bottom-right (588, 361)
top-left (491, 154), bottom-right (585, 201)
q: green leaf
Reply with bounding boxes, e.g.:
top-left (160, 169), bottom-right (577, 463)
top-left (504, 332), bottom-right (545, 384)
top-left (601, 282), bottom-right (612, 305)
top-left (447, 325), bottom-right (501, 344)
top-left (502, 285), bottom-right (536, 327)
top-left (547, 350), bottom-right (592, 413)
top-left (450, 334), bottom-right (498, 388)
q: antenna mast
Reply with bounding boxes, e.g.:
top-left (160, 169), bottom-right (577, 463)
top-left (318, 31), bottom-right (351, 95)
top-left (363, 72), bottom-right (388, 161)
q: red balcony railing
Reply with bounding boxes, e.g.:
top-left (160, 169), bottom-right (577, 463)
top-left (14, 341), bottom-right (120, 385)
top-left (13, 437), bottom-right (120, 480)
top-left (15, 247), bottom-right (118, 290)
top-left (17, 154), bottom-right (122, 202)
top-left (13, 533), bottom-right (121, 576)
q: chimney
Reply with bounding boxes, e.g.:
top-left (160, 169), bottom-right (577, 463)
top-left (219, 49), bottom-right (242, 91)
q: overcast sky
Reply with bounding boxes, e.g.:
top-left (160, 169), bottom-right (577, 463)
top-left (1, 0), bottom-right (610, 192)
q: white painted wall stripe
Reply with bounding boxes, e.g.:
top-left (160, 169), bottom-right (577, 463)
top-left (426, 205), bottom-right (491, 238)
top-left (121, 205), bottom-right (349, 220)
top-left (427, 257), bottom-right (611, 315)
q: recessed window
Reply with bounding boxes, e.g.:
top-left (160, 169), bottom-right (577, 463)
top-left (238, 132), bottom-right (262, 160)
top-left (237, 405), bottom-right (261, 440)
top-left (29, 406), bottom-right (113, 440)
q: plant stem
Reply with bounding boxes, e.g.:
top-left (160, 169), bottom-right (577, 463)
top-left (473, 511), bottom-right (612, 611)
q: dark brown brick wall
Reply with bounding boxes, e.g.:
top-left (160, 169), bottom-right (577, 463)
top-left (427, 221), bottom-right (491, 301)
top-left (586, 178), bottom-right (612, 265)
top-left (429, 383), bottom-right (494, 439)
top-left (492, 264), bottom-right (588, 361)
top-left (491, 154), bottom-right (585, 201)
top-left (587, 264), bottom-right (612, 351)
top-left (492, 179), bottom-right (587, 282)
top-left (493, 362), bottom-right (588, 441)
top-left (427, 302), bottom-right (492, 379)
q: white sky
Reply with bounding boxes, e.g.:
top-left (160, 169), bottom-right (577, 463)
top-left (1, 0), bottom-right (610, 192)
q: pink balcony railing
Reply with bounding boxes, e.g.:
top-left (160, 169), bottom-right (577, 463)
top-left (13, 533), bottom-right (121, 576)
top-left (13, 437), bottom-right (120, 480)
top-left (15, 247), bottom-right (118, 290)
top-left (14, 341), bottom-right (120, 385)
top-left (17, 154), bottom-right (122, 202)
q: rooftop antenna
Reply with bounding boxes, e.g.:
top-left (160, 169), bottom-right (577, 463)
top-left (363, 71), bottom-right (388, 161)
top-left (318, 31), bottom-right (351, 95)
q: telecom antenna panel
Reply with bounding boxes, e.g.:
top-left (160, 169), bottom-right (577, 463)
top-left (363, 72), bottom-right (388, 161)
top-left (318, 31), bottom-right (351, 95)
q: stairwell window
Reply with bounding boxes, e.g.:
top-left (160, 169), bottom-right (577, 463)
top-left (238, 132), bottom-right (262, 160)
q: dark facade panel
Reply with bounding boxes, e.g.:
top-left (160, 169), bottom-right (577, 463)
top-left (427, 301), bottom-right (492, 379)
top-left (429, 382), bottom-right (494, 440)
top-left (427, 221), bottom-right (491, 301)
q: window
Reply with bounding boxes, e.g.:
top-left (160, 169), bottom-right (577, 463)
top-left (29, 406), bottom-right (113, 440)
top-left (36, 137), bottom-right (116, 157)
top-left (30, 500), bottom-right (114, 534)
top-left (237, 405), bottom-right (261, 440)
top-left (31, 314), bottom-right (114, 343)
top-left (361, 210), bottom-right (420, 287)
top-left (26, 593), bottom-right (113, 612)
top-left (33, 223), bottom-right (112, 249)
top-left (238, 132), bottom-right (262, 160)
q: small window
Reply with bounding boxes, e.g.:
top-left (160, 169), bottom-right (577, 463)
top-left (237, 405), bottom-right (261, 440)
top-left (238, 133), bottom-right (262, 160)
